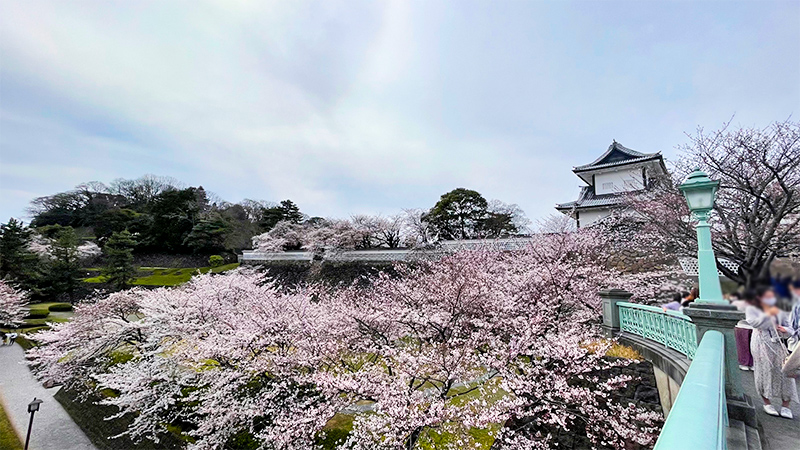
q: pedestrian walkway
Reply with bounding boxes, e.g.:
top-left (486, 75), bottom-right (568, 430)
top-left (740, 369), bottom-right (800, 450)
top-left (0, 343), bottom-right (95, 450)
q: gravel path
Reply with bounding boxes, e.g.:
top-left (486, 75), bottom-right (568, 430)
top-left (0, 343), bottom-right (96, 450)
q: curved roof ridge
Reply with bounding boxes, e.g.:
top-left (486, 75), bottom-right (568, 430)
top-left (589, 141), bottom-right (651, 164)
top-left (574, 141), bottom-right (661, 171)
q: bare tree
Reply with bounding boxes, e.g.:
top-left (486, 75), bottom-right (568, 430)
top-left (628, 120), bottom-right (800, 288)
top-left (401, 208), bottom-right (436, 248)
top-left (107, 174), bottom-right (183, 207)
top-left (374, 214), bottom-right (404, 248)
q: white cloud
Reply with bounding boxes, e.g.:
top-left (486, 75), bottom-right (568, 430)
top-left (1, 0), bottom-right (798, 221)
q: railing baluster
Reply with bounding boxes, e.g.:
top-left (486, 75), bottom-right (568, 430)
top-left (615, 302), bottom-right (696, 360)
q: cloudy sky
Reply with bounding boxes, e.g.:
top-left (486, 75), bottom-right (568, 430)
top-left (1, 0), bottom-right (798, 223)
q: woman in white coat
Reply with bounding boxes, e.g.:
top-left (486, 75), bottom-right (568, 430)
top-left (746, 287), bottom-right (797, 419)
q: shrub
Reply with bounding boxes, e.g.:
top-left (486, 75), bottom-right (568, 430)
top-left (605, 342), bottom-right (643, 360)
top-left (15, 328), bottom-right (49, 350)
top-left (47, 302), bottom-right (73, 312)
top-left (25, 307), bottom-right (50, 319)
top-left (209, 255), bottom-right (224, 268)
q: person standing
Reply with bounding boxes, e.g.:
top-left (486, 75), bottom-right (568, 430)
top-left (746, 287), bottom-right (798, 419)
top-left (788, 280), bottom-right (800, 353)
top-left (680, 287), bottom-right (699, 310)
top-left (734, 290), bottom-right (757, 371)
top-left (662, 293), bottom-right (683, 312)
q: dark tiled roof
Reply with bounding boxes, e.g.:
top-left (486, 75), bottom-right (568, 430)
top-left (555, 186), bottom-right (624, 210)
top-left (574, 141), bottom-right (661, 172)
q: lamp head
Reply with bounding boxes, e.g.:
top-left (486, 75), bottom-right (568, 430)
top-left (28, 398), bottom-right (43, 413)
top-left (678, 168), bottom-right (719, 216)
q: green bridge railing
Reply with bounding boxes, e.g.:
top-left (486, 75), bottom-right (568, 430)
top-left (614, 301), bottom-right (728, 449)
top-left (617, 302), bottom-right (698, 359)
top-left (653, 330), bottom-right (728, 450)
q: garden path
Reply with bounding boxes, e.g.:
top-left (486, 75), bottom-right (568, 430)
top-left (0, 343), bottom-right (96, 450)
top-left (740, 369), bottom-right (800, 450)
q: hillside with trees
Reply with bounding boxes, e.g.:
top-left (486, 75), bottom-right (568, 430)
top-left (1, 177), bottom-right (528, 301)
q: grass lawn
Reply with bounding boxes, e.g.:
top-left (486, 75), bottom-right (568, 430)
top-left (0, 401), bottom-right (23, 450)
top-left (1, 303), bottom-right (75, 340)
top-left (83, 263), bottom-right (240, 286)
top-left (318, 413), bottom-right (355, 449)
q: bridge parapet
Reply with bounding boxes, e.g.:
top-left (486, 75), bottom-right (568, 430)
top-left (653, 330), bottom-right (728, 450)
top-left (617, 302), bottom-right (698, 359)
top-left (603, 292), bottom-right (761, 450)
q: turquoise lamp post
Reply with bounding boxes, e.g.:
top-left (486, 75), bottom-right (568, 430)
top-left (679, 169), bottom-right (726, 304)
top-left (681, 169), bottom-right (749, 403)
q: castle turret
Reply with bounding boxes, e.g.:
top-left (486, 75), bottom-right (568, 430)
top-left (555, 141), bottom-right (667, 227)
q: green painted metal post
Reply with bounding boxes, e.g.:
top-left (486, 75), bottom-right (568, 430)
top-left (679, 169), bottom-right (756, 426)
top-left (600, 289), bottom-right (632, 337)
top-left (678, 169), bottom-right (725, 305)
top-left (694, 214), bottom-right (725, 304)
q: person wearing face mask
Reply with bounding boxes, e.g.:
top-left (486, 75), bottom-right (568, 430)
top-left (746, 287), bottom-right (798, 418)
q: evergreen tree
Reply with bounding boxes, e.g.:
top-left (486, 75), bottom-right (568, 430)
top-left (44, 227), bottom-right (82, 301)
top-left (260, 200), bottom-right (303, 231)
top-left (0, 218), bottom-right (41, 290)
top-left (103, 231), bottom-right (137, 289)
top-left (424, 188), bottom-right (490, 240)
top-left (184, 215), bottom-right (229, 253)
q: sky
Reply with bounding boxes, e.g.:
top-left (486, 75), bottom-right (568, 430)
top-left (1, 0), bottom-right (799, 224)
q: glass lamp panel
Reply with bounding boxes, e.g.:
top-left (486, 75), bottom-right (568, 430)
top-left (686, 190), bottom-right (712, 210)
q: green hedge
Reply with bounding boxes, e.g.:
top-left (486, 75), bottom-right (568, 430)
top-left (21, 317), bottom-right (69, 327)
top-left (47, 302), bottom-right (74, 312)
top-left (209, 255), bottom-right (224, 268)
top-left (14, 334), bottom-right (38, 350)
top-left (25, 307), bottom-right (50, 319)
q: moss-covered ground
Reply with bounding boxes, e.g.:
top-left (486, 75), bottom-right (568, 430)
top-left (0, 401), bottom-right (22, 450)
top-left (319, 378), bottom-right (506, 449)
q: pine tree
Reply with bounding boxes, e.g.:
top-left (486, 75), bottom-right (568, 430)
top-left (0, 218), bottom-right (41, 291)
top-left (44, 227), bottom-right (82, 301)
top-left (103, 231), bottom-right (137, 289)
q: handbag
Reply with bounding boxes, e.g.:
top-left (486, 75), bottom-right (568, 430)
top-left (784, 348), bottom-right (800, 378)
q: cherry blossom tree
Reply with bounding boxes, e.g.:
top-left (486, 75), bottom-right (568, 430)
top-left (29, 270), bottom-right (351, 448)
top-left (0, 280), bottom-right (28, 327)
top-left (29, 228), bottom-right (668, 449)
top-left (401, 208), bottom-right (437, 248)
top-left (313, 231), bottom-right (662, 449)
top-left (303, 219), bottom-right (365, 254)
top-left (252, 218), bottom-right (391, 254)
top-left (625, 120), bottom-right (800, 288)
top-left (77, 241), bottom-right (102, 261)
top-left (351, 214), bottom-right (405, 249)
top-left (251, 220), bottom-right (304, 252)
top-left (28, 234), bottom-right (53, 258)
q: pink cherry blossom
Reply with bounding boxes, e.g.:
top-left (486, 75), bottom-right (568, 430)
top-left (0, 280), bottom-right (28, 326)
top-left (29, 226), bottom-right (671, 449)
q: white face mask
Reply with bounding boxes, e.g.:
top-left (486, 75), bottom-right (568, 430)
top-left (763, 296), bottom-right (777, 307)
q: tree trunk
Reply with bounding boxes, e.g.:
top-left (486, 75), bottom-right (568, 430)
top-left (405, 427), bottom-right (424, 450)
